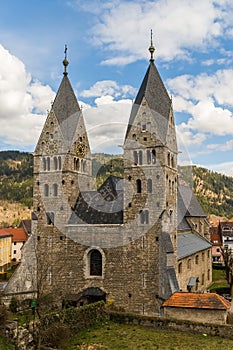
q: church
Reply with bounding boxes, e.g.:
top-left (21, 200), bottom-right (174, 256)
top-left (3, 40), bottom-right (212, 316)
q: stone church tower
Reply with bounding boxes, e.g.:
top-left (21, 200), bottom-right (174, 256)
top-left (4, 42), bottom-right (179, 315)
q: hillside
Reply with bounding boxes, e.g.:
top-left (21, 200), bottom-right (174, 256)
top-left (0, 151), bottom-right (233, 226)
top-left (0, 151), bottom-right (33, 227)
top-left (179, 165), bottom-right (233, 219)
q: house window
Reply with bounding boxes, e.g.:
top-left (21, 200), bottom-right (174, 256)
top-left (202, 252), bottom-right (204, 261)
top-left (208, 269), bottom-right (210, 280)
top-left (195, 255), bottom-right (199, 265)
top-left (178, 262), bottom-right (182, 273)
top-left (90, 249), bottom-right (102, 276)
top-left (187, 259), bottom-right (191, 269)
top-left (136, 179), bottom-right (142, 193)
top-left (201, 273), bottom-right (204, 285)
top-left (208, 250), bottom-right (210, 258)
top-left (13, 250), bottom-right (16, 254)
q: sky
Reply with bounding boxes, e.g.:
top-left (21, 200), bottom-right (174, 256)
top-left (0, 0), bottom-right (233, 176)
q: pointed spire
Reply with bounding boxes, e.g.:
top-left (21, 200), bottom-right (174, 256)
top-left (149, 29), bottom-right (155, 62)
top-left (63, 45), bottom-right (69, 75)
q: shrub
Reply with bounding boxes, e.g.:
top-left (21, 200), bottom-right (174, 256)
top-left (9, 297), bottom-right (18, 313)
top-left (40, 323), bottom-right (71, 349)
top-left (0, 304), bottom-right (7, 330)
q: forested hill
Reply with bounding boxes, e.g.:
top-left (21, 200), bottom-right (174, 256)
top-left (182, 165), bottom-right (233, 219)
top-left (0, 151), bottom-right (233, 220)
top-left (0, 151), bottom-right (33, 208)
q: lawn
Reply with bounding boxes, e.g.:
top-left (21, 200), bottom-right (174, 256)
top-left (0, 334), bottom-right (14, 350)
top-left (209, 266), bottom-right (230, 294)
top-left (64, 320), bottom-right (233, 350)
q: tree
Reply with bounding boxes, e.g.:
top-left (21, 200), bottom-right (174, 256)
top-left (221, 245), bottom-right (233, 297)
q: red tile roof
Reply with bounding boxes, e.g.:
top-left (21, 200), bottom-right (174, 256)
top-left (162, 292), bottom-right (231, 310)
top-left (0, 228), bottom-right (27, 243)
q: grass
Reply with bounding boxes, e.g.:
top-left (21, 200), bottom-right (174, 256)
top-left (0, 334), bottom-right (14, 350)
top-left (208, 266), bottom-right (230, 294)
top-left (64, 320), bottom-right (233, 350)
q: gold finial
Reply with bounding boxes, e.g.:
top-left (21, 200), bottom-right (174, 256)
top-left (149, 29), bottom-right (155, 62)
top-left (63, 45), bottom-right (69, 75)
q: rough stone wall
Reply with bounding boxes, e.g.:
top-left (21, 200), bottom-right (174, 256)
top-left (178, 247), bottom-right (212, 291)
top-left (34, 218), bottom-right (162, 315)
top-left (163, 306), bottom-right (228, 325)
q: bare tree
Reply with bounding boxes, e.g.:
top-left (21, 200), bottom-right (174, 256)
top-left (221, 246), bottom-right (233, 297)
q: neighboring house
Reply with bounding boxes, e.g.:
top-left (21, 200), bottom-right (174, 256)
top-left (177, 185), bottom-right (212, 292)
top-left (0, 231), bottom-right (12, 272)
top-left (219, 221), bottom-right (233, 252)
top-left (0, 228), bottom-right (28, 263)
top-left (162, 291), bottom-right (231, 324)
top-left (210, 224), bottom-right (223, 263)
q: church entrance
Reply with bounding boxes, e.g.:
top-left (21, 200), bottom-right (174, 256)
top-left (62, 287), bottom-right (106, 308)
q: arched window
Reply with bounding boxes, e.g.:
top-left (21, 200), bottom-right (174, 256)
top-left (44, 184), bottom-right (49, 197)
top-left (42, 157), bottom-right (46, 171)
top-left (146, 122), bottom-right (151, 131)
top-left (136, 179), bottom-right (142, 193)
top-left (138, 150), bottom-right (143, 165)
top-left (147, 179), bottom-right (152, 193)
top-left (83, 160), bottom-right (86, 172)
top-left (90, 250), bottom-right (102, 276)
top-left (140, 210), bottom-right (149, 224)
top-left (47, 157), bottom-right (50, 171)
top-left (167, 152), bottom-right (170, 166)
top-left (133, 151), bottom-right (138, 164)
top-left (58, 156), bottom-right (62, 170)
top-left (178, 262), bottom-right (182, 273)
top-left (53, 183), bottom-right (58, 197)
top-left (152, 149), bottom-right (156, 164)
top-left (187, 259), bottom-right (191, 269)
top-left (54, 157), bottom-right (58, 170)
top-left (147, 150), bottom-right (151, 164)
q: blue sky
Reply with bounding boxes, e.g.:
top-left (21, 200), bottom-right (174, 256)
top-left (0, 0), bottom-right (233, 175)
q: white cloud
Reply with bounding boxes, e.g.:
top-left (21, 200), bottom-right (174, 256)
top-left (168, 70), bottom-right (233, 145)
top-left (207, 161), bottom-right (233, 177)
top-left (207, 139), bottom-right (233, 151)
top-left (80, 80), bottom-right (136, 99)
top-left (168, 70), bottom-right (233, 106)
top-left (83, 97), bottom-right (132, 152)
top-left (0, 44), bottom-right (55, 148)
top-left (74, 0), bottom-right (233, 64)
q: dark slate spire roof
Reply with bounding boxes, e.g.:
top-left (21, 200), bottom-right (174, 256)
top-left (52, 74), bottom-right (81, 125)
top-left (69, 175), bottom-right (124, 225)
top-left (126, 61), bottom-right (172, 138)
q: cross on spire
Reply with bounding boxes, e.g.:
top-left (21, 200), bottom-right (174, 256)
top-left (63, 44), bottom-right (69, 75)
top-left (149, 29), bottom-right (155, 62)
